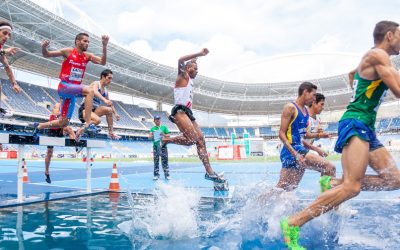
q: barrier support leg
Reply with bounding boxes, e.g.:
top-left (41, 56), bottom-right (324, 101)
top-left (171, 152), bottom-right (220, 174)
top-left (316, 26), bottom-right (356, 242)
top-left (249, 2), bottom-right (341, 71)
top-left (17, 145), bottom-right (25, 202)
top-left (86, 147), bottom-right (92, 193)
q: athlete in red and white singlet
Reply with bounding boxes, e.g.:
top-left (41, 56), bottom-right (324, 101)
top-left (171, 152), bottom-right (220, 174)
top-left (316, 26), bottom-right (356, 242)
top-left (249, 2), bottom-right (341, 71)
top-left (34, 32), bottom-right (109, 141)
top-left (162, 49), bottom-right (226, 183)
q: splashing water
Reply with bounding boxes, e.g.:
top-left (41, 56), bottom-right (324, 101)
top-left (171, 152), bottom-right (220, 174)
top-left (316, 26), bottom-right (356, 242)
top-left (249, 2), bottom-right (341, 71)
top-left (120, 181), bottom-right (201, 242)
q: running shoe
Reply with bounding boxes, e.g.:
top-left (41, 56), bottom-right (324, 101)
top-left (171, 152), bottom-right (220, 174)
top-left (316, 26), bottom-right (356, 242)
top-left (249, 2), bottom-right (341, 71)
top-left (0, 108), bottom-right (13, 118)
top-left (45, 173), bottom-right (51, 184)
top-left (319, 175), bottom-right (332, 193)
top-left (280, 218), bottom-right (305, 250)
top-left (205, 171), bottom-right (226, 183)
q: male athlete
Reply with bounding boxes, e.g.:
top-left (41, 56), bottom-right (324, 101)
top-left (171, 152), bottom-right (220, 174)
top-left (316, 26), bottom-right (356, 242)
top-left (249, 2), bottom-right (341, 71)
top-left (0, 20), bottom-right (21, 117)
top-left (78, 69), bottom-right (121, 139)
top-left (33, 32), bottom-right (109, 141)
top-left (162, 49), bottom-right (226, 183)
top-left (276, 82), bottom-right (336, 192)
top-left (281, 20), bottom-right (400, 250)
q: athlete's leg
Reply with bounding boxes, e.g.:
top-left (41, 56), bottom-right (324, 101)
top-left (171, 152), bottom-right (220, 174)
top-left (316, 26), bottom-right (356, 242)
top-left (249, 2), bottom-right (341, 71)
top-left (162, 112), bottom-right (198, 146)
top-left (276, 168), bottom-right (305, 191)
top-left (44, 147), bottom-right (53, 176)
top-left (82, 109), bottom-right (101, 125)
top-left (287, 136), bottom-right (369, 227)
top-left (358, 147), bottom-right (400, 190)
top-left (94, 106), bottom-right (114, 134)
top-left (44, 146), bottom-right (53, 183)
top-left (192, 120), bottom-right (217, 175)
top-left (304, 153), bottom-right (336, 177)
top-left (81, 86), bottom-right (94, 127)
top-left (63, 126), bottom-right (75, 140)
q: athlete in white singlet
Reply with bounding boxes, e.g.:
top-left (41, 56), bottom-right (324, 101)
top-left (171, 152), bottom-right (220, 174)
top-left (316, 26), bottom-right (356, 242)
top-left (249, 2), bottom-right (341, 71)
top-left (162, 49), bottom-right (226, 183)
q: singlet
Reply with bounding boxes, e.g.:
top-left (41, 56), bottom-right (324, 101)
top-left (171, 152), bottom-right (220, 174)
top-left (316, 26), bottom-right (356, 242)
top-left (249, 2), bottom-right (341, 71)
top-left (287, 102), bottom-right (309, 145)
top-left (305, 116), bottom-right (320, 144)
top-left (93, 83), bottom-right (108, 108)
top-left (174, 76), bottom-right (193, 109)
top-left (341, 71), bottom-right (388, 130)
top-left (59, 48), bottom-right (89, 84)
top-left (49, 114), bottom-right (61, 131)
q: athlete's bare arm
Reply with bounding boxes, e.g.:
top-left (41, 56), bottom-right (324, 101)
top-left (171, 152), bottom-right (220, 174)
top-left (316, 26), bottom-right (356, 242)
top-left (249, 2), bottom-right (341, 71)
top-left (87, 35), bottom-right (108, 65)
top-left (4, 47), bottom-right (19, 56)
top-left (177, 48), bottom-right (209, 73)
top-left (302, 139), bottom-right (327, 157)
top-left (368, 49), bottom-right (400, 97)
top-left (348, 68), bottom-right (357, 89)
top-left (41, 40), bottom-right (71, 58)
top-left (279, 104), bottom-right (297, 155)
top-left (0, 54), bottom-right (20, 93)
top-left (176, 48), bottom-right (209, 88)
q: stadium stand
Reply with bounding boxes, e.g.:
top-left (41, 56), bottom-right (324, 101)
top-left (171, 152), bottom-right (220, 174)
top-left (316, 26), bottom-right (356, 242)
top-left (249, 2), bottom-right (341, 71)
top-left (259, 126), bottom-right (277, 136)
top-left (245, 127), bottom-right (256, 137)
top-left (215, 127), bottom-right (228, 137)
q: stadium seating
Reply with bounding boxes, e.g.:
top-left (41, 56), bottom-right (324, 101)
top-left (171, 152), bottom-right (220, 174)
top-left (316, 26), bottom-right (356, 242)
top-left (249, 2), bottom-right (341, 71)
top-left (215, 127), bottom-right (228, 137)
top-left (259, 126), bottom-right (277, 136)
top-left (245, 127), bottom-right (255, 136)
top-left (201, 127), bottom-right (217, 137)
top-left (325, 122), bottom-right (338, 133)
top-left (377, 118), bottom-right (391, 132)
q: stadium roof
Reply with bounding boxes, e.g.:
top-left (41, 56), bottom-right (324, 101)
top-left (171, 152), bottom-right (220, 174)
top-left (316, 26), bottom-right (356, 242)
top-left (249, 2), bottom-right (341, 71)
top-left (1, 0), bottom-right (400, 115)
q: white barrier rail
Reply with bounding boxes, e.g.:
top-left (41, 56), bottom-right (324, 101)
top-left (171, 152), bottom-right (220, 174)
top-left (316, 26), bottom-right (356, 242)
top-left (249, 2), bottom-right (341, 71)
top-left (0, 134), bottom-right (105, 202)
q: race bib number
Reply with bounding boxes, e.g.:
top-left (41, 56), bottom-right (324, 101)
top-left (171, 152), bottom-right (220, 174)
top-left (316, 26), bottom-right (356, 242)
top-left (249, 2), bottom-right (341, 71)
top-left (69, 67), bottom-right (84, 82)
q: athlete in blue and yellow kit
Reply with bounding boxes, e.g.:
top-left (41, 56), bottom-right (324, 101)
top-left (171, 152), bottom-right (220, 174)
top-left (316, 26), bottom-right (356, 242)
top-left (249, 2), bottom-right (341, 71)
top-left (276, 82), bottom-right (336, 192)
top-left (281, 21), bottom-right (400, 250)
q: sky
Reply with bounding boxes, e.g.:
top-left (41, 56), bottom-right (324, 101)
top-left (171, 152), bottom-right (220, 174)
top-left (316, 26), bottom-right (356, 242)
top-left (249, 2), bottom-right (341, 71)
top-left (31, 0), bottom-right (400, 83)
top-left (16, 0), bottom-right (400, 125)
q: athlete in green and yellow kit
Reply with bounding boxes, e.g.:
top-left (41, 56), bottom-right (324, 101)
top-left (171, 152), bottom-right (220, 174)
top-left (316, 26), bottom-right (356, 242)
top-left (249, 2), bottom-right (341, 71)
top-left (280, 20), bottom-right (400, 250)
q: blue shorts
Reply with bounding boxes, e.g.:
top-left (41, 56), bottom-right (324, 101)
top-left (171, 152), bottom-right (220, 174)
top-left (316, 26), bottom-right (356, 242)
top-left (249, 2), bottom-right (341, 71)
top-left (58, 81), bottom-right (84, 119)
top-left (334, 118), bottom-right (383, 153)
top-left (280, 144), bottom-right (310, 169)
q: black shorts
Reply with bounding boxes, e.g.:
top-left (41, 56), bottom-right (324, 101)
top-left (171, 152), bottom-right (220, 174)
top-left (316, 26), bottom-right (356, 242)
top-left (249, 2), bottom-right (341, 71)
top-left (78, 104), bottom-right (97, 123)
top-left (169, 105), bottom-right (196, 123)
top-left (47, 129), bottom-right (64, 149)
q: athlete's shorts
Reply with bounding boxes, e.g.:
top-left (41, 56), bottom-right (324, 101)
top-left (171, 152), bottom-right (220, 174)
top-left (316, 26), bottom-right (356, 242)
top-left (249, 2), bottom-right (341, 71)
top-left (334, 118), bottom-right (383, 153)
top-left (169, 105), bottom-right (196, 123)
top-left (280, 144), bottom-right (310, 169)
top-left (78, 103), bottom-right (97, 123)
top-left (47, 128), bottom-right (64, 149)
top-left (58, 81), bottom-right (84, 119)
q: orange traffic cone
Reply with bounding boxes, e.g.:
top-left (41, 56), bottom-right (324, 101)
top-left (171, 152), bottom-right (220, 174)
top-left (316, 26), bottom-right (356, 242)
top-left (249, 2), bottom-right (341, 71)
top-left (23, 159), bottom-right (29, 183)
top-left (109, 163), bottom-right (120, 191)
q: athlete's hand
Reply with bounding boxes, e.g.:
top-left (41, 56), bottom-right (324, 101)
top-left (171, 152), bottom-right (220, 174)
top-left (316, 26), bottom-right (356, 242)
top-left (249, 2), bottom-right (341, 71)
top-left (316, 148), bottom-right (328, 157)
top-left (200, 48), bottom-right (209, 56)
top-left (295, 153), bottom-right (306, 167)
top-left (101, 35), bottom-right (109, 46)
top-left (115, 114), bottom-right (121, 121)
top-left (105, 100), bottom-right (112, 106)
top-left (12, 83), bottom-right (21, 94)
top-left (319, 132), bottom-right (330, 138)
top-left (4, 47), bottom-right (19, 56)
top-left (42, 40), bottom-right (50, 48)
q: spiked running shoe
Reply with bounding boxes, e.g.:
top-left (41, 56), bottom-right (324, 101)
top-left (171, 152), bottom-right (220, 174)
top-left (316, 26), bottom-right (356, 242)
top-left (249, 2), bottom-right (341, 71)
top-left (280, 218), bottom-right (305, 250)
top-left (205, 171), bottom-right (226, 183)
top-left (319, 175), bottom-right (332, 193)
